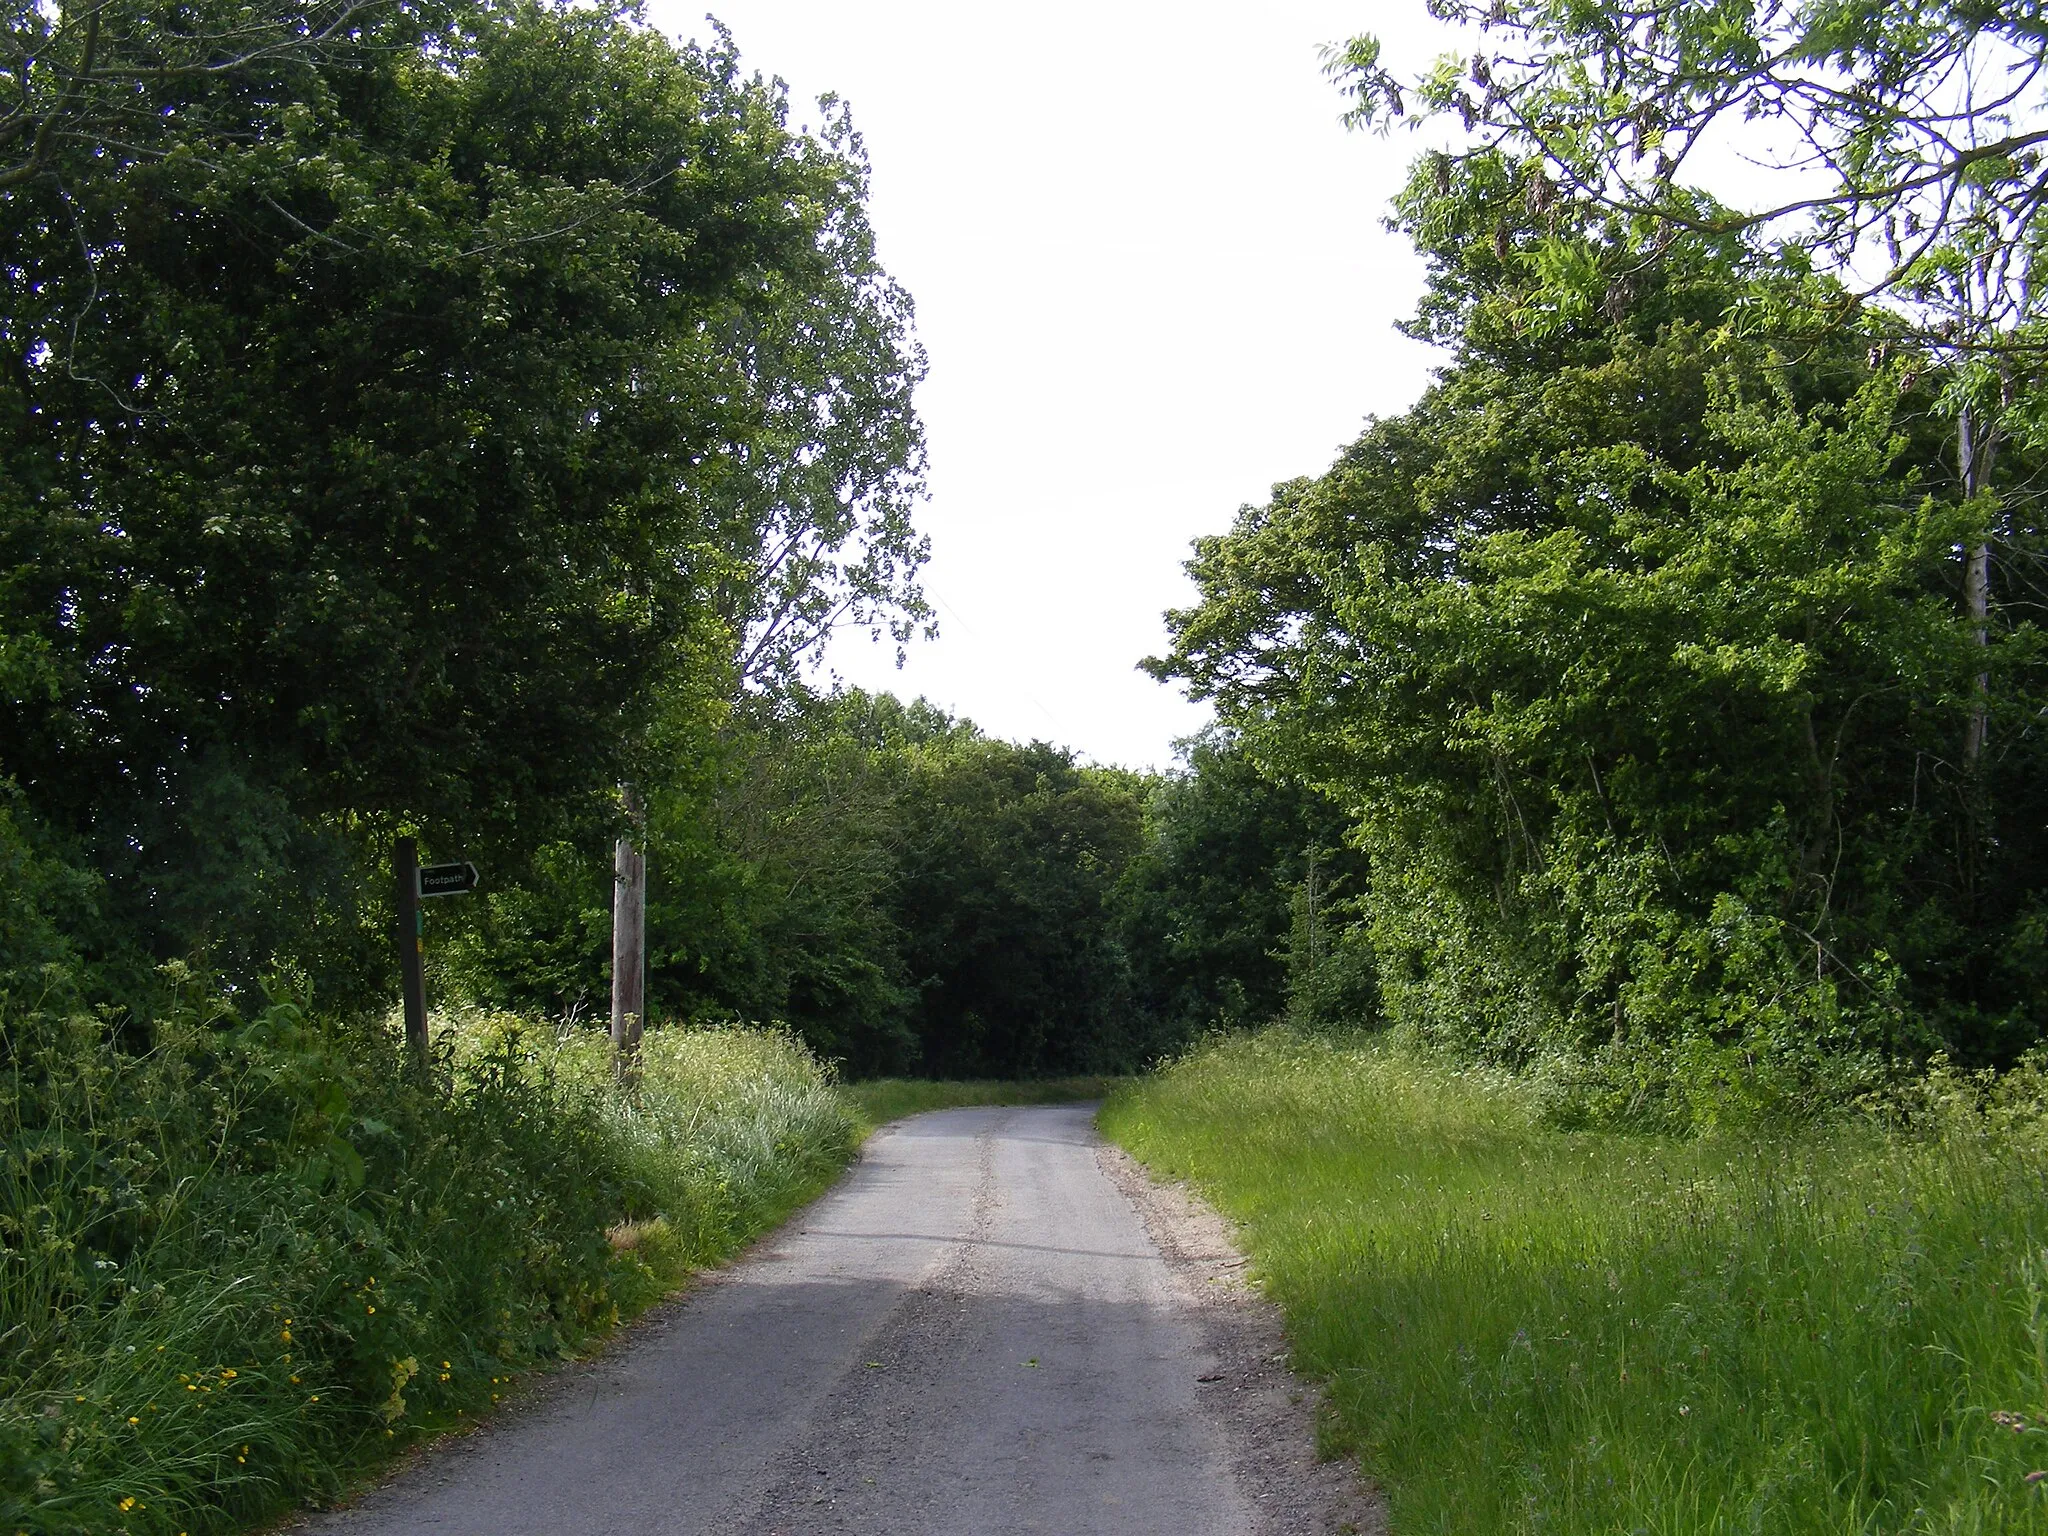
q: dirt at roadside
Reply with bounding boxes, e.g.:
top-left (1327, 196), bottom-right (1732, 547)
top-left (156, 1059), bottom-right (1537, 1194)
top-left (1098, 1144), bottom-right (1387, 1536)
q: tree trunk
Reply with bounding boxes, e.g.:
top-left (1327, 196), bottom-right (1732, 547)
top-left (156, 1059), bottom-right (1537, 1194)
top-left (1960, 403), bottom-right (1994, 770)
top-left (610, 786), bottom-right (647, 1069)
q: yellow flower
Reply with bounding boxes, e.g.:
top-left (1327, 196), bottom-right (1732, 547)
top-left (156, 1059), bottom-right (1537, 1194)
top-left (308, 1394), bottom-right (319, 1402)
top-left (127, 1417), bottom-right (138, 1425)
top-left (186, 1385), bottom-right (197, 1392)
top-left (280, 1330), bottom-right (292, 1343)
top-left (441, 1361), bottom-right (450, 1369)
top-left (366, 1305), bottom-right (375, 1314)
top-left (117, 1498), bottom-right (135, 1512)
top-left (220, 1369), bottom-right (236, 1379)
top-left (289, 1376), bottom-right (300, 1384)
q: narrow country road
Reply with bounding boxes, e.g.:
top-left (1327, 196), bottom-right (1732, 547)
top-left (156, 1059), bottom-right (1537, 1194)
top-left (293, 1104), bottom-right (1364, 1536)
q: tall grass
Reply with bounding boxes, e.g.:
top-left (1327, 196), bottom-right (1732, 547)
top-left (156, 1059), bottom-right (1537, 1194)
top-left (1100, 1029), bottom-right (2048, 1534)
top-left (455, 1016), bottom-right (860, 1272)
top-left (1, 997), bottom-right (857, 1536)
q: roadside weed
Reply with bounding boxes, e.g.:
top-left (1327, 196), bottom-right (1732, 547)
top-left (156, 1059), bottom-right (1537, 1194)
top-left (1101, 1030), bottom-right (2048, 1534)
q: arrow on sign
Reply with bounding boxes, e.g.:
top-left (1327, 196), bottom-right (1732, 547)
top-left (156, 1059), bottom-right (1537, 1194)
top-left (417, 861), bottom-right (481, 898)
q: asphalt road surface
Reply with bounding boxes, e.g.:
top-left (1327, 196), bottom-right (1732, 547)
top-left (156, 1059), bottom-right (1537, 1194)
top-left (293, 1103), bottom-right (1334, 1536)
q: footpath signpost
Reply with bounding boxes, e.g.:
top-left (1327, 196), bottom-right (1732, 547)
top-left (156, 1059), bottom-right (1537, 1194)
top-left (393, 838), bottom-right (480, 1075)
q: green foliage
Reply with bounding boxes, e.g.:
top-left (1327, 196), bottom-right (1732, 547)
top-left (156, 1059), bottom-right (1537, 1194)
top-left (1114, 728), bottom-right (1357, 1036)
top-left (0, 0), bottom-right (925, 1002)
top-left (1333, 0), bottom-right (2048, 354)
top-left (889, 737), bottom-right (1146, 1076)
top-left (442, 690), bottom-right (1176, 1079)
top-left (1103, 1030), bottom-right (2048, 1534)
top-left (1154, 299), bottom-right (2047, 1089)
top-left (0, 992), bottom-right (855, 1535)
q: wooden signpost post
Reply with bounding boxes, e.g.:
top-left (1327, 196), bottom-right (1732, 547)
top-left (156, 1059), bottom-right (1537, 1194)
top-left (393, 838), bottom-right (480, 1075)
top-left (611, 786), bottom-right (646, 1072)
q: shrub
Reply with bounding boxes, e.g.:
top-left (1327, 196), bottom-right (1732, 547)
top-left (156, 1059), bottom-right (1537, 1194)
top-left (1, 989), bottom-right (856, 1536)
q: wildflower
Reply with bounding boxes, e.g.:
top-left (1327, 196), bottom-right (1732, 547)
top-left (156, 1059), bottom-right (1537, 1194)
top-left (441, 1361), bottom-right (450, 1369)
top-left (290, 1376), bottom-right (300, 1385)
top-left (127, 1417), bottom-right (138, 1425)
top-left (220, 1369), bottom-right (237, 1380)
top-left (280, 1329), bottom-right (292, 1343)
top-left (186, 1385), bottom-right (196, 1392)
top-left (366, 1305), bottom-right (376, 1315)
top-left (308, 1395), bottom-right (320, 1402)
top-left (118, 1498), bottom-right (135, 1512)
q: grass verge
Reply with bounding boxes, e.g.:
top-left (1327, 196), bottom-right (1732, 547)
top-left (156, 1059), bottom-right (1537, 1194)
top-left (842, 1076), bottom-right (1123, 1131)
top-left (1099, 1028), bottom-right (2048, 1534)
top-left (2, 1000), bottom-right (857, 1536)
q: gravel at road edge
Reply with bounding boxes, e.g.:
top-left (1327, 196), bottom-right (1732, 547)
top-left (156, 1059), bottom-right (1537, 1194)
top-left (1098, 1142), bottom-right (1387, 1536)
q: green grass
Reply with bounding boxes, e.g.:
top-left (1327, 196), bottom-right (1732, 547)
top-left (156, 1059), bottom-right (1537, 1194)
top-left (841, 1076), bottom-right (1123, 1131)
top-left (2, 1002), bottom-right (858, 1536)
top-left (455, 1014), bottom-right (861, 1281)
top-left (1099, 1028), bottom-right (2048, 1535)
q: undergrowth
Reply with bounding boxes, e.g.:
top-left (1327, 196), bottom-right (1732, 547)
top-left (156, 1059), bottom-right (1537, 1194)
top-left (1100, 1028), bottom-right (2048, 1535)
top-left (1, 990), bottom-right (857, 1536)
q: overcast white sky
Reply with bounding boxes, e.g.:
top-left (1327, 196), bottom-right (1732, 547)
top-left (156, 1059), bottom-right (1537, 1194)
top-left (645, 1), bottom-right (1459, 770)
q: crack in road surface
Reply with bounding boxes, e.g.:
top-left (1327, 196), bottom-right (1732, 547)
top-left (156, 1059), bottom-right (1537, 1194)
top-left (292, 1104), bottom-right (1379, 1535)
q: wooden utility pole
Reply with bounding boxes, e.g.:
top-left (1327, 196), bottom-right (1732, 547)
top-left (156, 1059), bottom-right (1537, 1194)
top-left (394, 836), bottom-right (428, 1074)
top-left (610, 787), bottom-right (647, 1066)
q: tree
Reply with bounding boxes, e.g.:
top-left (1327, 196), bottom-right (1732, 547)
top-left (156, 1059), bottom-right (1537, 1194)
top-left (1330, 0), bottom-right (2048, 773)
top-left (2, 0), bottom-right (418, 190)
top-left (1152, 307), bottom-right (2048, 1071)
top-left (889, 738), bottom-right (1146, 1076)
top-left (1113, 727), bottom-right (1358, 1036)
top-left (0, 1), bottom-right (927, 999)
top-left (1329, 0), bottom-right (2048, 323)
top-left (437, 691), bottom-right (1164, 1078)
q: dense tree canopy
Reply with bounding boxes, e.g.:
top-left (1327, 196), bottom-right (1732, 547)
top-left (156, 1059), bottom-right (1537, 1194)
top-left (0, 1), bottom-right (924, 1003)
top-left (442, 692), bottom-right (1264, 1079)
top-left (1153, 247), bottom-right (2048, 1081)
